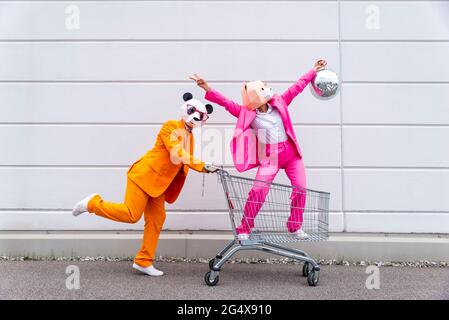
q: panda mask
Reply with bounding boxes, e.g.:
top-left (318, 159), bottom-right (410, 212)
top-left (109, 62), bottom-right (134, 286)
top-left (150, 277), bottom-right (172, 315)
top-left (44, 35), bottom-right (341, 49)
top-left (180, 92), bottom-right (213, 128)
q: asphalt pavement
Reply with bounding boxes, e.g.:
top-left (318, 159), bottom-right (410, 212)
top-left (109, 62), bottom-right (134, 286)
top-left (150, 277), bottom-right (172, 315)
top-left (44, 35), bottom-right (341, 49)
top-left (1, 261), bottom-right (448, 300)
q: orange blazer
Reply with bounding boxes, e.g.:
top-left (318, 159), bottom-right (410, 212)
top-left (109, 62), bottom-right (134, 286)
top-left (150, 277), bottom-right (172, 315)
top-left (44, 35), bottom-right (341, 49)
top-left (128, 119), bottom-right (205, 203)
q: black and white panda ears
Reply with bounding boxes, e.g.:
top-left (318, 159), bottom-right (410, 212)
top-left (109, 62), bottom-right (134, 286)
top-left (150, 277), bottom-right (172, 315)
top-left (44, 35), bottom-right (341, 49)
top-left (183, 92), bottom-right (213, 114)
top-left (205, 104), bottom-right (213, 114)
top-left (183, 92), bottom-right (193, 102)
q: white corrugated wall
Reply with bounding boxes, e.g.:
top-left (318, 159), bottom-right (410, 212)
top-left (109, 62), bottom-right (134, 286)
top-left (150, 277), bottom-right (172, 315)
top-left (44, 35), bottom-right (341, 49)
top-left (0, 1), bottom-right (448, 233)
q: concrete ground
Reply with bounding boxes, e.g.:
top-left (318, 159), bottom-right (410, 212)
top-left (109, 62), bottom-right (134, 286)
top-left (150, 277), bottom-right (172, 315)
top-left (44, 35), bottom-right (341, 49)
top-left (1, 261), bottom-right (448, 300)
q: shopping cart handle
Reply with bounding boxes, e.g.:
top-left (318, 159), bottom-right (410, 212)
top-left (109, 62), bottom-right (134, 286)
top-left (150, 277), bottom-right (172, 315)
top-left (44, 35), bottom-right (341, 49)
top-left (214, 167), bottom-right (229, 175)
top-left (204, 163), bottom-right (228, 174)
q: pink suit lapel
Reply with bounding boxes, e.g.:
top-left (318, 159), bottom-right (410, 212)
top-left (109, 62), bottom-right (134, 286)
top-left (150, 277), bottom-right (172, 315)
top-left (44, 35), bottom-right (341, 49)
top-left (268, 96), bottom-right (288, 121)
top-left (233, 107), bottom-right (256, 138)
top-left (234, 95), bottom-right (289, 136)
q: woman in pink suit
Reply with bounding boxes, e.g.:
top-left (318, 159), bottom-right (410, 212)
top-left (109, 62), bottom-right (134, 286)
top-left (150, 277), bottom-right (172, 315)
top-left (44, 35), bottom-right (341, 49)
top-left (191, 59), bottom-right (327, 240)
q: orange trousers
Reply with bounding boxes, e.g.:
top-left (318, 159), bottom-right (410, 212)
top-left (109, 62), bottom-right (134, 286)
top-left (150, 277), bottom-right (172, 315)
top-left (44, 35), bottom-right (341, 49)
top-left (87, 178), bottom-right (166, 268)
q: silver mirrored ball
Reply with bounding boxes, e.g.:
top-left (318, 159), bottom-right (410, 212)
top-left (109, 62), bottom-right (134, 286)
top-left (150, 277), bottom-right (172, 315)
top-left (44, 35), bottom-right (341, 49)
top-left (310, 69), bottom-right (340, 100)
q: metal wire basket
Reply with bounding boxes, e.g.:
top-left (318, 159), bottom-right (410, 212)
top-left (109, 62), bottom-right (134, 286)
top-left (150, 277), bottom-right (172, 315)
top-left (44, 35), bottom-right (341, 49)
top-left (204, 169), bottom-right (331, 287)
top-left (218, 169), bottom-right (330, 243)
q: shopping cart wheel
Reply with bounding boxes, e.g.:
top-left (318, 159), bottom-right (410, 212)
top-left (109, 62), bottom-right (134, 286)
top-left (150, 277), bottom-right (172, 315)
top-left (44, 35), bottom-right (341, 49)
top-left (302, 262), bottom-right (312, 277)
top-left (204, 271), bottom-right (220, 286)
top-left (209, 259), bottom-right (216, 270)
top-left (307, 269), bottom-right (320, 286)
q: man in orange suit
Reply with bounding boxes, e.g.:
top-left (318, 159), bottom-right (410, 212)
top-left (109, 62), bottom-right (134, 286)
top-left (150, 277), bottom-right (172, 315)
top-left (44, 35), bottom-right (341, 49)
top-left (72, 93), bottom-right (217, 276)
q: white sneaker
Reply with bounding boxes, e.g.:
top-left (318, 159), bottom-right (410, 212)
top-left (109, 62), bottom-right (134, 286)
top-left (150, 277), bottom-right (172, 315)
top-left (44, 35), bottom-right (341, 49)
top-left (293, 229), bottom-right (309, 240)
top-left (132, 263), bottom-right (164, 276)
top-left (72, 194), bottom-right (98, 216)
top-left (237, 233), bottom-right (250, 241)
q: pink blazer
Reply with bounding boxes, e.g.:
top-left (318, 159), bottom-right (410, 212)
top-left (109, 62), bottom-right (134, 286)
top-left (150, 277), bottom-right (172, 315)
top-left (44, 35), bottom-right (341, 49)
top-left (205, 69), bottom-right (317, 172)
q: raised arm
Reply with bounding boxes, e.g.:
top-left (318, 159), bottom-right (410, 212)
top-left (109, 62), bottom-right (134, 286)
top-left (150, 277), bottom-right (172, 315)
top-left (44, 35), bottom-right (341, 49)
top-left (190, 74), bottom-right (241, 118)
top-left (204, 89), bottom-right (242, 118)
top-left (281, 59), bottom-right (327, 107)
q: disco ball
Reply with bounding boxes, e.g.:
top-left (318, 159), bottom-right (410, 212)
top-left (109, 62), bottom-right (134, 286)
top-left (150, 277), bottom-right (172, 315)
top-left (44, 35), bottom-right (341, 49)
top-left (310, 69), bottom-right (340, 100)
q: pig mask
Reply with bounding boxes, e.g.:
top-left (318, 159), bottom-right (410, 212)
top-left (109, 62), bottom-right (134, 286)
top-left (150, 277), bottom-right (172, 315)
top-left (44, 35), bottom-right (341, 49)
top-left (241, 80), bottom-right (274, 110)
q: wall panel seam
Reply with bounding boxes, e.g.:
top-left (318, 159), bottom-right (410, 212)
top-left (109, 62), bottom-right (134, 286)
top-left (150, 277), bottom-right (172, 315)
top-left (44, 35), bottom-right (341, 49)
top-left (338, 0), bottom-right (346, 231)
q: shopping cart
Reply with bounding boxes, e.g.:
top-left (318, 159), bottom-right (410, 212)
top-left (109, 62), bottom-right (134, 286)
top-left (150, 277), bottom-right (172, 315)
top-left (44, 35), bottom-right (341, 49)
top-left (204, 169), bottom-right (330, 287)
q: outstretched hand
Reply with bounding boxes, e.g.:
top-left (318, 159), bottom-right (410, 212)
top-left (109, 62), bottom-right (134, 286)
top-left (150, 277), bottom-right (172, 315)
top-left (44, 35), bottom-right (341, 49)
top-left (203, 163), bottom-right (220, 173)
top-left (189, 74), bottom-right (211, 92)
top-left (313, 59), bottom-right (327, 72)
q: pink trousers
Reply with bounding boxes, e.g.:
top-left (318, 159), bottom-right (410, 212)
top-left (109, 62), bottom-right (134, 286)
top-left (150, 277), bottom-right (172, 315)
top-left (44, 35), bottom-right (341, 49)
top-left (236, 139), bottom-right (306, 234)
